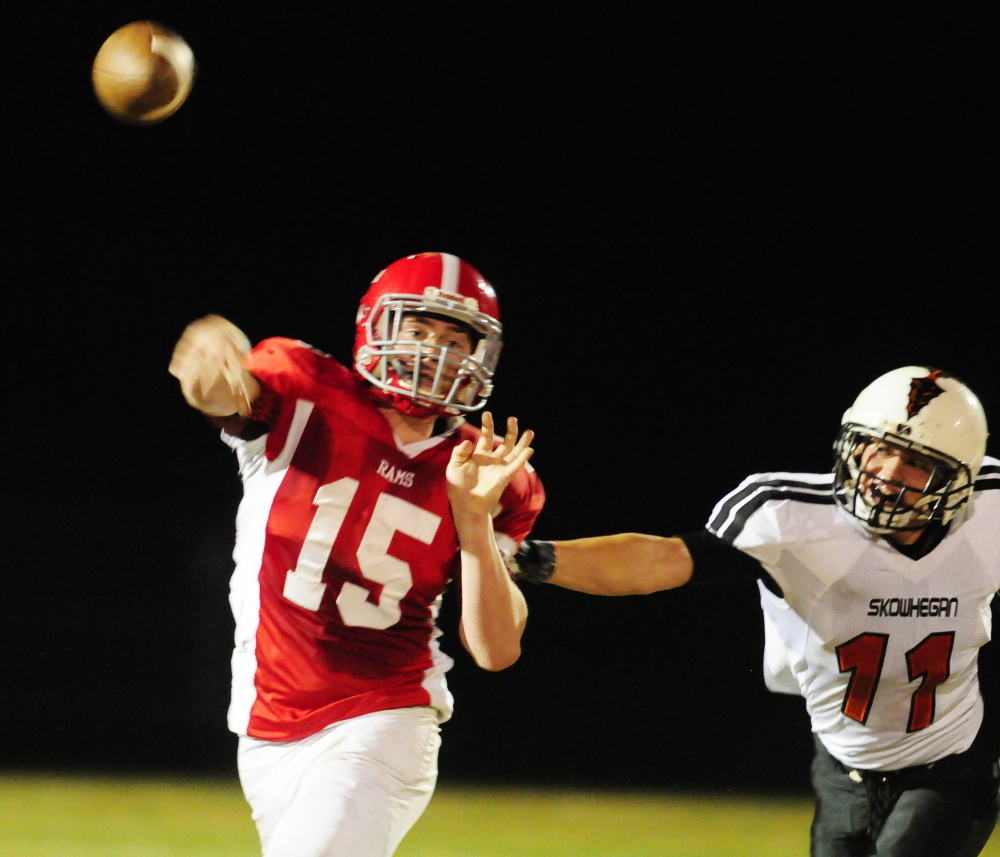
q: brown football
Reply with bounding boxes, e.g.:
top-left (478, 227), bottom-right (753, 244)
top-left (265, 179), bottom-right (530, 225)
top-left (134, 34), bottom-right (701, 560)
top-left (92, 21), bottom-right (195, 125)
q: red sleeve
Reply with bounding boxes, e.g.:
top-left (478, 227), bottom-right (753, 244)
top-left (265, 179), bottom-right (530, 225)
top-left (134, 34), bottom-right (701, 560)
top-left (494, 464), bottom-right (545, 546)
top-left (243, 337), bottom-right (351, 405)
top-left (204, 337), bottom-right (323, 439)
top-left (233, 338), bottom-right (355, 457)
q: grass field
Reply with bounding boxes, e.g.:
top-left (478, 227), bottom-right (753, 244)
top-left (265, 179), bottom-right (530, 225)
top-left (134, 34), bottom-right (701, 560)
top-left (0, 773), bottom-right (996, 856)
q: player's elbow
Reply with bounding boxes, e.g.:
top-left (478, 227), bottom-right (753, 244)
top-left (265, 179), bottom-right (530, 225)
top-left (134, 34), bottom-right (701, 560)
top-left (473, 641), bottom-right (522, 672)
top-left (633, 536), bottom-right (693, 593)
top-left (461, 625), bottom-right (522, 671)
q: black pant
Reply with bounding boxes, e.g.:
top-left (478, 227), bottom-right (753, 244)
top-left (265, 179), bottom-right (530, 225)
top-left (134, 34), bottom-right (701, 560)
top-left (810, 734), bottom-right (999, 857)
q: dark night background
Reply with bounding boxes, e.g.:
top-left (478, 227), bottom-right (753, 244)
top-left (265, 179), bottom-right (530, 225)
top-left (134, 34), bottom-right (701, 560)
top-left (5, 2), bottom-right (996, 799)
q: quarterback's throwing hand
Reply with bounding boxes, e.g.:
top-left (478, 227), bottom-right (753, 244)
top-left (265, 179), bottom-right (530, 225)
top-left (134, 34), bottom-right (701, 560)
top-left (447, 413), bottom-right (534, 518)
top-left (169, 314), bottom-right (259, 416)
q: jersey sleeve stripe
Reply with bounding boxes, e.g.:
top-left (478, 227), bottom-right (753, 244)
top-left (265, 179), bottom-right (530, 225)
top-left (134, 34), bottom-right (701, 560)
top-left (708, 476), bottom-right (834, 544)
top-left (974, 462), bottom-right (999, 492)
top-left (708, 475), bottom-right (833, 532)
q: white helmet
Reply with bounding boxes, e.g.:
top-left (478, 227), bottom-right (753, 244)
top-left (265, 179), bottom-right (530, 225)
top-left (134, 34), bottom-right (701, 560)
top-left (833, 366), bottom-right (989, 532)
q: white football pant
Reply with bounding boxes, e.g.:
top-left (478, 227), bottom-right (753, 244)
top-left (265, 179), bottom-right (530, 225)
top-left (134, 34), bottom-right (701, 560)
top-left (238, 706), bottom-right (441, 857)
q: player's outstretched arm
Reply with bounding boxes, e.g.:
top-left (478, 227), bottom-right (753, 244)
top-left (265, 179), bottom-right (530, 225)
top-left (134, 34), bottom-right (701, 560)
top-left (447, 412), bottom-right (535, 671)
top-left (169, 315), bottom-right (260, 416)
top-left (513, 534), bottom-right (694, 595)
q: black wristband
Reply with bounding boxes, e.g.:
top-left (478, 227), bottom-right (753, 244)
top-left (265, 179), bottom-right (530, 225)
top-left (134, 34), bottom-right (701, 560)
top-left (508, 539), bottom-right (557, 584)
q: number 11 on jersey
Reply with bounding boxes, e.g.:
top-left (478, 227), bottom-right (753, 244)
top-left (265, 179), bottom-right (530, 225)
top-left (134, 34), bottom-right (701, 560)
top-left (837, 631), bottom-right (955, 731)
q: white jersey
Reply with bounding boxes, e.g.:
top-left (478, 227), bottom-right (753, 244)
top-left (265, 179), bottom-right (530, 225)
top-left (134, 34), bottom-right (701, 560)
top-left (707, 457), bottom-right (1000, 772)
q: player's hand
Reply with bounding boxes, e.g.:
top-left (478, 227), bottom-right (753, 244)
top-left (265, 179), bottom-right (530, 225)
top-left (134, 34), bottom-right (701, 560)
top-left (447, 413), bottom-right (535, 518)
top-left (169, 314), bottom-right (259, 416)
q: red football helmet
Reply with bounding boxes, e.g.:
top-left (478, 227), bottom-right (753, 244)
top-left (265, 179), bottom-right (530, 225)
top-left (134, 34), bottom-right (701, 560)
top-left (353, 252), bottom-right (502, 417)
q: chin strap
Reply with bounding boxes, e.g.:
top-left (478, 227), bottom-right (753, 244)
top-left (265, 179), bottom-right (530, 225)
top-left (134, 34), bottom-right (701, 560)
top-left (506, 539), bottom-right (557, 584)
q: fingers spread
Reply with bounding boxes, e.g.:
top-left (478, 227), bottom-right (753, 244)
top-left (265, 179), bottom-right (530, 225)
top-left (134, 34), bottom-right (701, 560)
top-left (478, 415), bottom-right (534, 463)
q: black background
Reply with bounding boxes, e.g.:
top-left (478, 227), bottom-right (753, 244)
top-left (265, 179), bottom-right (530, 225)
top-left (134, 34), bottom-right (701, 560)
top-left (5, 3), bottom-right (996, 795)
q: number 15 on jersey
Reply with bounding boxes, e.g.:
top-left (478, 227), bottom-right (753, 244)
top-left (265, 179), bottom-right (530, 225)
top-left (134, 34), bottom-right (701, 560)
top-left (283, 478), bottom-right (442, 630)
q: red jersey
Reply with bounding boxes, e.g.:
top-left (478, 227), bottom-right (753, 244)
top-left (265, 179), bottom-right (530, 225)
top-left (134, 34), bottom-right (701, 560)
top-left (222, 338), bottom-right (544, 742)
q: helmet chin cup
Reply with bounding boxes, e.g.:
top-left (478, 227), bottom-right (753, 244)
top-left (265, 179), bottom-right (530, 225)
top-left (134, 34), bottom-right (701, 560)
top-left (369, 384), bottom-right (453, 419)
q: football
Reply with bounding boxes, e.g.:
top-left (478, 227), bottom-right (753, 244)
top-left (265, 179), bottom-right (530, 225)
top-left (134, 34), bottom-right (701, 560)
top-left (92, 21), bottom-right (195, 125)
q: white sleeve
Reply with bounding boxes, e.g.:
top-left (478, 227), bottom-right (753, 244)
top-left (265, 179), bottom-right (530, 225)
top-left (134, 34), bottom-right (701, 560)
top-left (706, 473), bottom-right (785, 566)
top-left (222, 431), bottom-right (269, 482)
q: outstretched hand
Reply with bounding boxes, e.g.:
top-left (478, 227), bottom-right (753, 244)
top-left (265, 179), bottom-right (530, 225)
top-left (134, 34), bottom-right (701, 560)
top-left (447, 413), bottom-right (535, 518)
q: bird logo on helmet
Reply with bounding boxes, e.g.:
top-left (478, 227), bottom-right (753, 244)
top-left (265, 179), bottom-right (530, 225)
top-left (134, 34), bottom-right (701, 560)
top-left (353, 252), bottom-right (503, 417)
top-left (906, 370), bottom-right (946, 418)
top-left (832, 366), bottom-right (989, 533)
